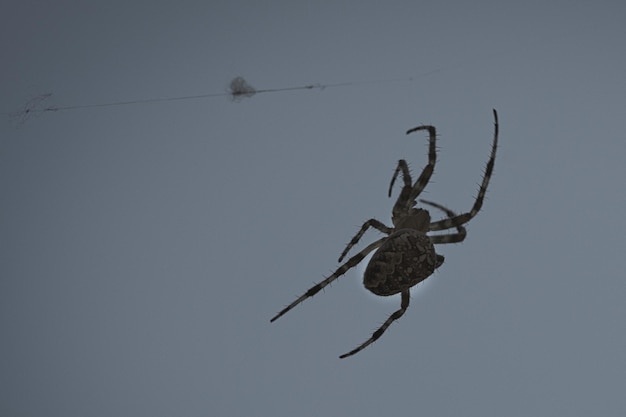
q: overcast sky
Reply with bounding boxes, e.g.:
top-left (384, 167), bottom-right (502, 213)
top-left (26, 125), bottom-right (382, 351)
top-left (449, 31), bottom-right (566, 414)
top-left (2, 1), bottom-right (626, 416)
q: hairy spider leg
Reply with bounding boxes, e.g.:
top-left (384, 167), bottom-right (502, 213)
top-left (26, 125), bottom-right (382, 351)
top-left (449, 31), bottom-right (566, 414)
top-left (338, 219), bottom-right (394, 263)
top-left (340, 290), bottom-right (410, 358)
top-left (387, 159), bottom-right (412, 197)
top-left (389, 125), bottom-right (438, 222)
top-left (270, 237), bottom-right (387, 323)
top-left (429, 109), bottom-right (498, 232)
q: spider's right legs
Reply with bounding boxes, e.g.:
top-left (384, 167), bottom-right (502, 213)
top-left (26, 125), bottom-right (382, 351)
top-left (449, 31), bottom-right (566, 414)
top-left (389, 125), bottom-right (438, 217)
top-left (406, 124), bottom-right (437, 203)
top-left (270, 237), bottom-right (386, 323)
top-left (388, 159), bottom-right (412, 197)
top-left (389, 160), bottom-right (414, 221)
top-left (428, 109), bottom-right (499, 232)
top-left (420, 199), bottom-right (467, 244)
top-left (338, 219), bottom-right (393, 262)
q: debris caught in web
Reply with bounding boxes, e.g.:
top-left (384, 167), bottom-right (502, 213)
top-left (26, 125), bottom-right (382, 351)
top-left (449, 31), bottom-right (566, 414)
top-left (229, 76), bottom-right (257, 101)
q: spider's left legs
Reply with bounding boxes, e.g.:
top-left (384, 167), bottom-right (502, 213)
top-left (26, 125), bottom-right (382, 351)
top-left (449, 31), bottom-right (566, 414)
top-left (340, 290), bottom-right (410, 359)
top-left (338, 219), bottom-right (393, 262)
top-left (429, 109), bottom-right (499, 231)
top-left (271, 237), bottom-right (386, 323)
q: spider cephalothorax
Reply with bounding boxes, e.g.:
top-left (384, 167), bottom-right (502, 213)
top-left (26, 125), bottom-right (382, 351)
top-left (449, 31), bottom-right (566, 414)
top-left (271, 110), bottom-right (499, 358)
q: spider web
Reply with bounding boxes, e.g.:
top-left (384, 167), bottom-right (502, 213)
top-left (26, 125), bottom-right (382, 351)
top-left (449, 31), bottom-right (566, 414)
top-left (9, 93), bottom-right (56, 126)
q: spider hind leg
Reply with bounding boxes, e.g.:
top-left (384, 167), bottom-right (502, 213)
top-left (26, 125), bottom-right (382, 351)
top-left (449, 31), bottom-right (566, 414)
top-left (340, 290), bottom-right (410, 359)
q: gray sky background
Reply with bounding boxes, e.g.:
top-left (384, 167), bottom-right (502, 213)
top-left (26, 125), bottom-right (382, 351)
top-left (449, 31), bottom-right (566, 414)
top-left (2, 1), bottom-right (626, 416)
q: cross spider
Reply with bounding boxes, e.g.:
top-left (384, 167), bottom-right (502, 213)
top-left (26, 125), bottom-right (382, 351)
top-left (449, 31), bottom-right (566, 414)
top-left (271, 109), bottom-right (499, 358)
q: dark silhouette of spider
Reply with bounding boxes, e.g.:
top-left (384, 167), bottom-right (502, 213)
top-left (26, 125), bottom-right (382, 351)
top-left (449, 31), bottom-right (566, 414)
top-left (271, 110), bottom-right (499, 358)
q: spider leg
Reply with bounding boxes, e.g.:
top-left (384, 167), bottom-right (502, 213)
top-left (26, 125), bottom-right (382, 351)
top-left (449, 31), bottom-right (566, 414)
top-left (388, 159), bottom-right (412, 198)
top-left (389, 161), bottom-right (415, 222)
top-left (339, 289), bottom-right (410, 359)
top-left (338, 219), bottom-right (393, 262)
top-left (420, 199), bottom-right (467, 244)
top-left (270, 237), bottom-right (387, 323)
top-left (428, 109), bottom-right (499, 231)
top-left (389, 124), bottom-right (437, 220)
top-left (405, 124), bottom-right (437, 204)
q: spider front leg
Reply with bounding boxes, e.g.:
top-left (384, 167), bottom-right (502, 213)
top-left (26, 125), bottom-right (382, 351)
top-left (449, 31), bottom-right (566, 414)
top-left (270, 237), bottom-right (386, 323)
top-left (389, 124), bottom-right (438, 220)
top-left (338, 219), bottom-right (393, 262)
top-left (340, 290), bottom-right (410, 359)
top-left (388, 160), bottom-right (414, 222)
top-left (429, 109), bottom-right (499, 232)
top-left (388, 159), bottom-right (412, 197)
top-left (405, 124), bottom-right (438, 203)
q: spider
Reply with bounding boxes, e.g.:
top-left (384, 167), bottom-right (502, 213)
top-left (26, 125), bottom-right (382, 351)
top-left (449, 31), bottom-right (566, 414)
top-left (271, 109), bottom-right (499, 358)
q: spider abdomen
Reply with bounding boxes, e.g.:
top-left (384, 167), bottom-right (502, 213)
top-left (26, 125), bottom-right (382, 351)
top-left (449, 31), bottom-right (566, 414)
top-left (363, 229), bottom-right (441, 296)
